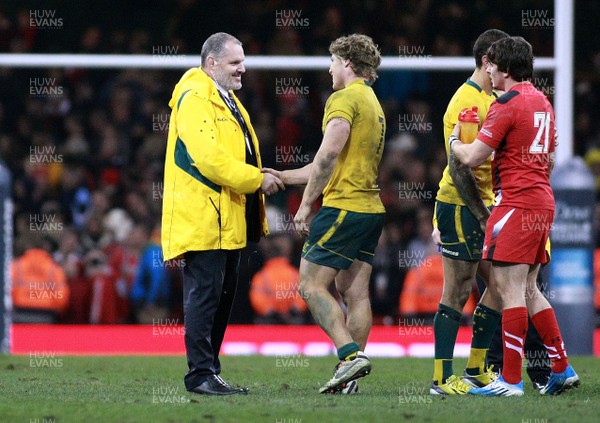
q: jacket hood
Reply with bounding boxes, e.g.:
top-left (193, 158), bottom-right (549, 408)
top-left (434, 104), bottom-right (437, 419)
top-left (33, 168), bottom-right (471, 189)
top-left (169, 67), bottom-right (208, 109)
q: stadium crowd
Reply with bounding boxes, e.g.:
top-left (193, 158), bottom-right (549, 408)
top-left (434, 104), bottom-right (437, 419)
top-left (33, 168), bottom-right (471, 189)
top-left (0, 0), bottom-right (599, 324)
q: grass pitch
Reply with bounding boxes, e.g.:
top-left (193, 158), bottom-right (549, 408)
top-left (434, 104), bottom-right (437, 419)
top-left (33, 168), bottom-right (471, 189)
top-left (0, 355), bottom-right (598, 423)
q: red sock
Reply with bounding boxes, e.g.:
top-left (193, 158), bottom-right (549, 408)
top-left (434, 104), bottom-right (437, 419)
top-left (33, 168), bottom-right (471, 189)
top-left (501, 307), bottom-right (528, 384)
top-left (531, 308), bottom-right (569, 374)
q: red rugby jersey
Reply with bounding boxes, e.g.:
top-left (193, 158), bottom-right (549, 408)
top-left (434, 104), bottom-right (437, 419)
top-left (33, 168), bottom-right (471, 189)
top-left (477, 81), bottom-right (555, 210)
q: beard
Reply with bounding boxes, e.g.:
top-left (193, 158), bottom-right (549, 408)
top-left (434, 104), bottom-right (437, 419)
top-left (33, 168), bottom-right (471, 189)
top-left (213, 67), bottom-right (242, 91)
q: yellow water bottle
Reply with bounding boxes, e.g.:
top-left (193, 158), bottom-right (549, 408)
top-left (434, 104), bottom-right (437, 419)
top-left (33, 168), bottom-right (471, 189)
top-left (458, 106), bottom-right (480, 144)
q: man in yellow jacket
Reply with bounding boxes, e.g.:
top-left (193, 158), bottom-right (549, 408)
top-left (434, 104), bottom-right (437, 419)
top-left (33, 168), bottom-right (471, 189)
top-left (162, 32), bottom-right (283, 396)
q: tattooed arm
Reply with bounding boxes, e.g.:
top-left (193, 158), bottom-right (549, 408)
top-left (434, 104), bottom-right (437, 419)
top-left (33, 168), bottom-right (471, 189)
top-left (294, 118), bottom-right (351, 235)
top-left (449, 149), bottom-right (490, 232)
top-left (449, 123), bottom-right (495, 232)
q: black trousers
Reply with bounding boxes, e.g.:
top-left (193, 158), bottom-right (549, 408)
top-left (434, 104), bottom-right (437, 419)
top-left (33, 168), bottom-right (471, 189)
top-left (182, 249), bottom-right (241, 390)
top-left (476, 272), bottom-right (551, 383)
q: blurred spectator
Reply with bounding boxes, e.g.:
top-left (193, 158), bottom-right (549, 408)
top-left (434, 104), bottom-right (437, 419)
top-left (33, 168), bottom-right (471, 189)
top-left (310, 5), bottom-right (345, 54)
top-left (103, 207), bottom-right (134, 244)
top-left (584, 147), bottom-right (600, 193)
top-left (405, 205), bottom-right (436, 265)
top-left (370, 223), bottom-right (404, 324)
top-left (104, 221), bottom-right (145, 322)
top-left (11, 234), bottom-right (70, 323)
top-left (399, 246), bottom-right (477, 324)
top-left (80, 212), bottom-right (107, 252)
top-left (85, 248), bottom-right (120, 324)
top-left (53, 225), bottom-right (82, 281)
top-left (60, 165), bottom-right (93, 230)
top-left (595, 249), bottom-right (600, 320)
top-left (12, 9), bottom-right (37, 52)
top-left (130, 224), bottom-right (171, 324)
top-left (80, 27), bottom-right (103, 53)
top-left (250, 234), bottom-right (307, 324)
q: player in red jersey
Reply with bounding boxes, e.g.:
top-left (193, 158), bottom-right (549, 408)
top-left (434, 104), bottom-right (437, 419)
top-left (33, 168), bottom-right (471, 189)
top-left (448, 36), bottom-right (579, 396)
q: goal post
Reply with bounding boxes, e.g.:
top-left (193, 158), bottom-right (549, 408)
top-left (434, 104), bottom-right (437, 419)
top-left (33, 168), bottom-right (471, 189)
top-left (0, 53), bottom-right (557, 71)
top-left (0, 55), bottom-right (570, 167)
top-left (0, 51), bottom-right (568, 164)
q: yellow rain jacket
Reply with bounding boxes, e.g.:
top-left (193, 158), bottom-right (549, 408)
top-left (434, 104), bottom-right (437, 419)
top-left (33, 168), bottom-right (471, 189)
top-left (161, 67), bottom-right (268, 260)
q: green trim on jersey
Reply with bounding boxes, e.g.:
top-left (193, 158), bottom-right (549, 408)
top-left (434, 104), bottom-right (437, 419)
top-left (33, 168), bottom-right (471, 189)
top-left (302, 207), bottom-right (384, 269)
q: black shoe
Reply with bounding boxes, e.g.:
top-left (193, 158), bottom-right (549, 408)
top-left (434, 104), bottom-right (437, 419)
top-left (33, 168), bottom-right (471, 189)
top-left (188, 375), bottom-right (249, 396)
top-left (531, 373), bottom-right (551, 392)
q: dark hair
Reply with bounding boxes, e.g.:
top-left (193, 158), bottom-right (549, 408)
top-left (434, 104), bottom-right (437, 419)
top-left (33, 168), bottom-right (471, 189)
top-left (486, 36), bottom-right (534, 81)
top-left (200, 32), bottom-right (242, 67)
top-left (473, 29), bottom-right (509, 68)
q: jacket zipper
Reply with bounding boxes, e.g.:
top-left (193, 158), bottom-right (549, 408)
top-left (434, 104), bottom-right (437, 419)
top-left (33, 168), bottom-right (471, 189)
top-left (209, 196), bottom-right (222, 249)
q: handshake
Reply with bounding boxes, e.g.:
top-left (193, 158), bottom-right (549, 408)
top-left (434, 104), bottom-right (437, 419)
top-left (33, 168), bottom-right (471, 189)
top-left (260, 166), bottom-right (312, 236)
top-left (260, 167), bottom-right (285, 196)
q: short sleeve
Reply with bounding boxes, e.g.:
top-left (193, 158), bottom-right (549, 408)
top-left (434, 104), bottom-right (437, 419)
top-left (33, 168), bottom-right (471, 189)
top-left (323, 90), bottom-right (355, 126)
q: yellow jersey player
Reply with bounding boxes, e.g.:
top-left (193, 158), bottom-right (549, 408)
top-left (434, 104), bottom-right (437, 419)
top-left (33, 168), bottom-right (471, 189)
top-left (452, 35), bottom-right (578, 397)
top-left (263, 34), bottom-right (385, 394)
top-left (430, 29), bottom-right (509, 395)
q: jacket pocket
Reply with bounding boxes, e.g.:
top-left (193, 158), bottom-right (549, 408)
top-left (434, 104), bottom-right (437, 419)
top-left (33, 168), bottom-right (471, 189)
top-left (208, 195), bottom-right (222, 249)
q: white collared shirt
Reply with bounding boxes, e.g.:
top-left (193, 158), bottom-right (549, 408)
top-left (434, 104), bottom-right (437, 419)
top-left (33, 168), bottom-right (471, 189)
top-left (213, 82), bottom-right (252, 155)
